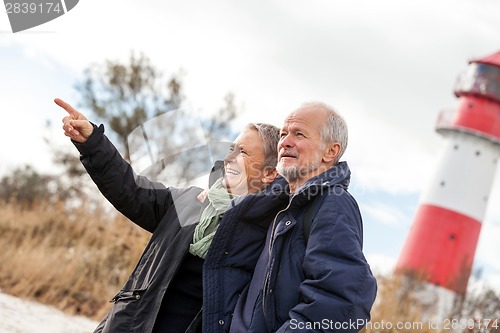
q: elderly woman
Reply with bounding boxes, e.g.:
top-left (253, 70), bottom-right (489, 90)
top-left (55, 98), bottom-right (287, 333)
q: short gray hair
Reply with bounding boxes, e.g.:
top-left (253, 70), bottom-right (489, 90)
top-left (244, 123), bottom-right (280, 169)
top-left (301, 102), bottom-right (348, 164)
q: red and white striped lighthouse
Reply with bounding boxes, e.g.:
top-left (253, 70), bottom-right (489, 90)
top-left (396, 51), bottom-right (500, 313)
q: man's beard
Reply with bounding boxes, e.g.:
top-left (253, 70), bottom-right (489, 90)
top-left (277, 155), bottom-right (321, 183)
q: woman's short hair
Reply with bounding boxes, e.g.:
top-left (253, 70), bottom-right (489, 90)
top-left (244, 123), bottom-right (280, 169)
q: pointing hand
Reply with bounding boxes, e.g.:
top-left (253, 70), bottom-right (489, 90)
top-left (55, 98), bottom-right (94, 143)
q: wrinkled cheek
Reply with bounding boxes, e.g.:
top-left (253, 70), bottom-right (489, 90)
top-left (224, 175), bottom-right (249, 194)
top-left (247, 171), bottom-right (267, 191)
top-left (246, 177), bottom-right (262, 191)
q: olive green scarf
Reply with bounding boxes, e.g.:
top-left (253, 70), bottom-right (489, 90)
top-left (189, 178), bottom-right (239, 259)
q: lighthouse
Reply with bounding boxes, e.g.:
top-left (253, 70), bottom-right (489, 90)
top-left (395, 51), bottom-right (500, 315)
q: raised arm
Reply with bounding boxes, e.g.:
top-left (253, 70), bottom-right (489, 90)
top-left (54, 98), bottom-right (177, 233)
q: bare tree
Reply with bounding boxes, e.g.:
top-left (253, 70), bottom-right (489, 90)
top-left (75, 51), bottom-right (184, 161)
top-left (52, 51), bottom-right (239, 186)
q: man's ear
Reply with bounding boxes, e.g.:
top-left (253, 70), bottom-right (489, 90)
top-left (322, 143), bottom-right (341, 164)
top-left (262, 167), bottom-right (278, 184)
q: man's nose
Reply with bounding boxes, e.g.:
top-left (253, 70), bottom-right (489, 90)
top-left (279, 134), bottom-right (294, 149)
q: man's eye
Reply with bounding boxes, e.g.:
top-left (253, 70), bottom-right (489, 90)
top-left (297, 132), bottom-right (304, 137)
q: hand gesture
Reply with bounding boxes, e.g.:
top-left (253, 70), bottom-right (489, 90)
top-left (55, 98), bottom-right (94, 143)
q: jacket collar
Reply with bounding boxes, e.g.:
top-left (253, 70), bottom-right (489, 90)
top-left (294, 161), bottom-right (351, 198)
top-left (229, 176), bottom-right (290, 220)
top-left (267, 175), bottom-right (290, 196)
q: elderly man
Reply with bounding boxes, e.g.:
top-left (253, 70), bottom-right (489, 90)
top-left (55, 98), bottom-right (287, 333)
top-left (203, 102), bottom-right (377, 333)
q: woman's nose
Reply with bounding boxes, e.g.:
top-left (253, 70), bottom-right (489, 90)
top-left (224, 149), bottom-right (237, 163)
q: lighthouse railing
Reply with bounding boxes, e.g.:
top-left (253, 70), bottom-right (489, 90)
top-left (436, 108), bottom-right (500, 145)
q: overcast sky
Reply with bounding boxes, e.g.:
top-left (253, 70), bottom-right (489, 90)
top-left (1, 0), bottom-right (500, 288)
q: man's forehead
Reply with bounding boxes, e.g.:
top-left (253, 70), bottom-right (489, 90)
top-left (282, 107), bottom-right (327, 128)
top-left (283, 111), bottom-right (305, 125)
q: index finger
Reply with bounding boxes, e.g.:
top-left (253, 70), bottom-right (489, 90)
top-left (54, 98), bottom-right (78, 116)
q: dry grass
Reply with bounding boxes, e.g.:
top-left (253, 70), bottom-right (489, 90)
top-left (2, 200), bottom-right (499, 332)
top-left (362, 274), bottom-right (436, 333)
top-left (0, 200), bottom-right (150, 320)
top-left (363, 274), bottom-right (500, 333)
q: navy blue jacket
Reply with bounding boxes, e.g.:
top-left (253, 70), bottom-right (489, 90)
top-left (203, 162), bottom-right (377, 332)
top-left (203, 176), bottom-right (290, 332)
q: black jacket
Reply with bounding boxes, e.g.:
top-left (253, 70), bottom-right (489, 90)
top-left (75, 124), bottom-right (209, 333)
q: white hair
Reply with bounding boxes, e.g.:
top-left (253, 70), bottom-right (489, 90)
top-left (300, 101), bottom-right (348, 164)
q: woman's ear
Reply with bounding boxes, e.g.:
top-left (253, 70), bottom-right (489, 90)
top-left (262, 167), bottom-right (278, 184)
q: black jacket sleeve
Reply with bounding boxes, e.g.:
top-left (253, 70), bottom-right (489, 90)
top-left (73, 124), bottom-right (174, 233)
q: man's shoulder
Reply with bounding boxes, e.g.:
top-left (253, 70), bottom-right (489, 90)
top-left (310, 186), bottom-right (360, 219)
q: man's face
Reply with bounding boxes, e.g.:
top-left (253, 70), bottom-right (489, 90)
top-left (222, 129), bottom-right (267, 195)
top-left (277, 107), bottom-right (327, 187)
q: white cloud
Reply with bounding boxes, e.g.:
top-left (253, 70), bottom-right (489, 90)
top-left (366, 253), bottom-right (396, 276)
top-left (363, 201), bottom-right (411, 227)
top-left (345, 103), bottom-right (438, 194)
top-left (476, 211), bottom-right (500, 272)
top-left (1, 0), bottom-right (498, 201)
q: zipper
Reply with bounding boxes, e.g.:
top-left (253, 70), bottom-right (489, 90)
top-left (260, 184), bottom-right (322, 320)
top-left (262, 195), bottom-right (295, 318)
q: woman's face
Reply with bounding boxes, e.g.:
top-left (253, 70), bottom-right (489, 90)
top-left (222, 129), bottom-right (268, 195)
